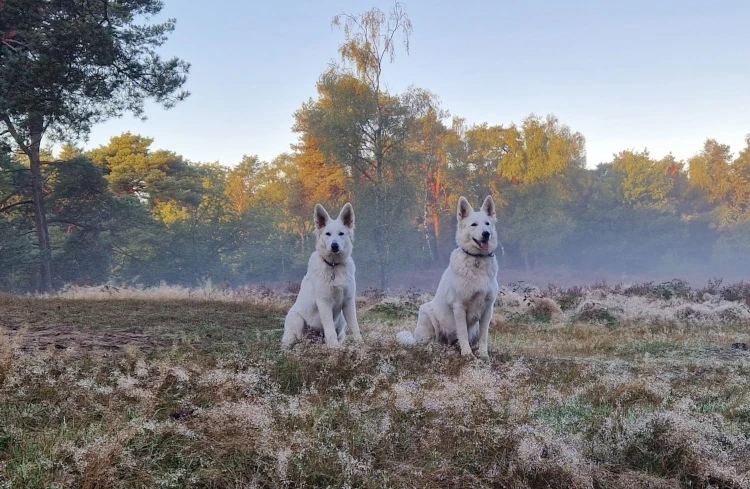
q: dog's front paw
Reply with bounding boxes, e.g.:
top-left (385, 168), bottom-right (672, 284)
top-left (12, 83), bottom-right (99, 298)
top-left (352, 333), bottom-right (363, 343)
top-left (325, 339), bottom-right (342, 349)
top-left (476, 352), bottom-right (490, 362)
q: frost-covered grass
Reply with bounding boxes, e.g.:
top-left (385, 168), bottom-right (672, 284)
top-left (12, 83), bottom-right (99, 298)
top-left (1, 281), bottom-right (750, 488)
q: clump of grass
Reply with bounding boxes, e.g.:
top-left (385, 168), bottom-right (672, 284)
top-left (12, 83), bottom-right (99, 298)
top-left (0, 339), bottom-right (12, 385)
top-left (497, 283), bottom-right (563, 325)
top-left (533, 396), bottom-right (610, 435)
top-left (545, 284), bottom-right (585, 311)
top-left (588, 381), bottom-right (663, 411)
top-left (573, 303), bottom-right (620, 329)
top-left (360, 286), bottom-right (386, 301)
top-left (528, 297), bottom-right (564, 323)
top-left (719, 281), bottom-right (750, 307)
top-left (698, 277), bottom-right (726, 296)
top-left (592, 410), bottom-right (750, 488)
top-left (368, 302), bottom-right (418, 320)
top-left (623, 279), bottom-right (693, 301)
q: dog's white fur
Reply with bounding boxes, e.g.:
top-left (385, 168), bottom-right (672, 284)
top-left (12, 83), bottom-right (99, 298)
top-left (397, 195), bottom-right (499, 360)
top-left (281, 203), bottom-right (362, 349)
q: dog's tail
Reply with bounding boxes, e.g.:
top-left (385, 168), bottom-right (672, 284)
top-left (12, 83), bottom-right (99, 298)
top-left (396, 330), bottom-right (417, 346)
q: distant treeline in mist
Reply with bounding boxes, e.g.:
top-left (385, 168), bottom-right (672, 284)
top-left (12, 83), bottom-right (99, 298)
top-left (1, 118), bottom-right (748, 292)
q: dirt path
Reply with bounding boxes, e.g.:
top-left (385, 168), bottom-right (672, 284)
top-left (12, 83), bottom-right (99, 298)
top-left (1, 323), bottom-right (160, 352)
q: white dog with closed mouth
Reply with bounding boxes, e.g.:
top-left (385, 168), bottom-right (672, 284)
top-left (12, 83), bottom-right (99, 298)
top-left (397, 195), bottom-right (499, 360)
top-left (281, 203), bottom-right (362, 349)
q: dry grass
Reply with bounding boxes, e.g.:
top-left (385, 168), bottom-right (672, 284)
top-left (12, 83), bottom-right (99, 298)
top-left (1, 282), bottom-right (750, 488)
top-left (54, 281), bottom-right (295, 306)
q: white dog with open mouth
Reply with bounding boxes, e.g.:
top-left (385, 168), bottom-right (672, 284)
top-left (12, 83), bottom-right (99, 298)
top-left (397, 195), bottom-right (499, 360)
top-left (281, 203), bottom-right (362, 349)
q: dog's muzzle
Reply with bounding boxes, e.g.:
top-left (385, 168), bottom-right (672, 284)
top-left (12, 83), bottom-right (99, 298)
top-left (474, 235), bottom-right (491, 251)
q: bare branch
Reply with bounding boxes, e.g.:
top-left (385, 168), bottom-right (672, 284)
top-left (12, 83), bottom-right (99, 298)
top-left (111, 244), bottom-right (144, 263)
top-left (0, 200), bottom-right (33, 214)
top-left (0, 115), bottom-right (31, 155)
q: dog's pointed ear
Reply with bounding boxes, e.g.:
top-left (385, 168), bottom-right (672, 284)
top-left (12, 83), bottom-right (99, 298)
top-left (339, 203), bottom-right (355, 229)
top-left (481, 195), bottom-right (496, 217)
top-left (314, 204), bottom-right (330, 229)
top-left (457, 196), bottom-right (473, 221)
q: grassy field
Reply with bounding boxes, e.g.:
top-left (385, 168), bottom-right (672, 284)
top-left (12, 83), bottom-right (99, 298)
top-left (1, 281), bottom-right (750, 488)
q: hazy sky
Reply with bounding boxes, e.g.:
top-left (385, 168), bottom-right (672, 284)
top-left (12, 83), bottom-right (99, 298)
top-left (81, 0), bottom-right (750, 168)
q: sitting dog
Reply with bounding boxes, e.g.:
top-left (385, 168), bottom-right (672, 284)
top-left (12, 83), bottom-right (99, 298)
top-left (281, 203), bottom-right (362, 349)
top-left (397, 195), bottom-right (499, 360)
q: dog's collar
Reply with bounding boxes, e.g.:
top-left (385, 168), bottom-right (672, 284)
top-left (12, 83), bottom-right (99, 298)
top-left (322, 256), bottom-right (340, 267)
top-left (460, 247), bottom-right (495, 258)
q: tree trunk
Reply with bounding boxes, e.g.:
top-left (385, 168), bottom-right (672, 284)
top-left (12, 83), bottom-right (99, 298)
top-left (422, 181), bottom-right (434, 263)
top-left (1, 114), bottom-right (53, 292)
top-left (374, 185), bottom-right (388, 290)
top-left (427, 199), bottom-right (442, 264)
top-left (28, 140), bottom-right (53, 293)
top-left (427, 165), bottom-right (443, 264)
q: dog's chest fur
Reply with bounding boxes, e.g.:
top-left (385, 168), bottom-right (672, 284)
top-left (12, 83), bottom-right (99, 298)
top-left (449, 249), bottom-right (498, 322)
top-left (310, 255), bottom-right (356, 302)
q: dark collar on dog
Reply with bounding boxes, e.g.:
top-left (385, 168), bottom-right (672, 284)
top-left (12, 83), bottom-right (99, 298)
top-left (322, 257), bottom-right (339, 267)
top-left (460, 247), bottom-right (495, 258)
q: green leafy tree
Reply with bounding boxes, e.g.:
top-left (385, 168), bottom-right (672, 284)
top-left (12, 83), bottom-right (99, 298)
top-left (500, 114), bottom-right (586, 185)
top-left (293, 2), bottom-right (413, 288)
top-left (152, 163), bottom-right (237, 284)
top-left (612, 149), bottom-right (679, 206)
top-left (713, 220), bottom-right (750, 275)
top-left (104, 197), bottom-right (167, 286)
top-left (226, 155), bottom-right (264, 216)
top-left (0, 0), bottom-right (189, 291)
top-left (503, 180), bottom-right (574, 271)
top-left (688, 139), bottom-right (733, 204)
top-left (87, 133), bottom-right (203, 222)
top-left (58, 144), bottom-right (84, 161)
top-left (560, 163), bottom-right (690, 274)
top-left (0, 149), bottom-right (36, 290)
top-left (402, 87), bottom-right (451, 263)
top-left (725, 136), bottom-right (750, 224)
top-left (46, 157), bottom-right (116, 285)
top-left (445, 120), bottom-right (509, 205)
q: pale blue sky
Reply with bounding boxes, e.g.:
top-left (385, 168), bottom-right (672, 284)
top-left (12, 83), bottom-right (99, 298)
top-left (82, 0), bottom-right (750, 167)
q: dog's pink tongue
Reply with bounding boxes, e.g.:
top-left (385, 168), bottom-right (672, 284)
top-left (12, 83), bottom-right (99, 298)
top-left (479, 241), bottom-right (489, 251)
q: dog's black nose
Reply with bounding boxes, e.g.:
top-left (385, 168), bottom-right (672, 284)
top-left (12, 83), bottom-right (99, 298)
top-left (331, 242), bottom-right (340, 252)
top-left (481, 231), bottom-right (491, 240)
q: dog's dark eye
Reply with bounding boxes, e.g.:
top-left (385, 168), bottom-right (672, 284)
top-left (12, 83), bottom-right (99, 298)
top-left (471, 223), bottom-right (478, 227)
top-left (485, 222), bottom-right (490, 225)
top-left (338, 232), bottom-right (344, 236)
top-left (325, 232), bottom-right (331, 236)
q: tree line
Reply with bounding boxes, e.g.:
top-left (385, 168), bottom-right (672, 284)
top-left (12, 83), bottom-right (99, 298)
top-left (1, 1), bottom-right (748, 292)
